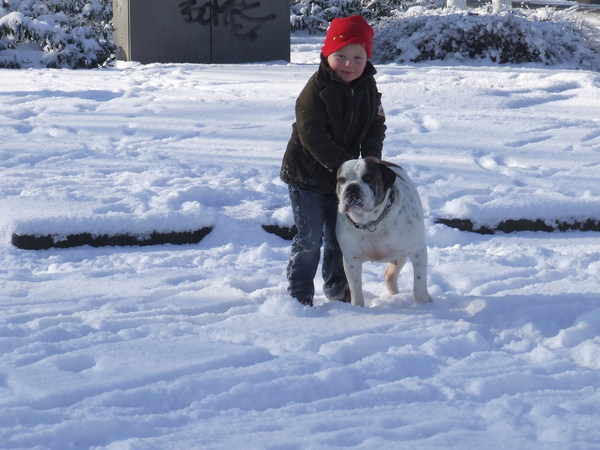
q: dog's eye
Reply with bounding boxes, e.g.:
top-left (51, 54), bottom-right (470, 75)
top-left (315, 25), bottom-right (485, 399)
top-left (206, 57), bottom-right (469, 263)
top-left (362, 174), bottom-right (373, 183)
top-left (337, 176), bottom-right (347, 184)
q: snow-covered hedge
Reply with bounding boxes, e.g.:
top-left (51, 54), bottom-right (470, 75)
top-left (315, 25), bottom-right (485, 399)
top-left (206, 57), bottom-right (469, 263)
top-left (0, 0), bottom-right (114, 69)
top-left (291, 0), bottom-right (444, 32)
top-left (372, 7), bottom-right (600, 70)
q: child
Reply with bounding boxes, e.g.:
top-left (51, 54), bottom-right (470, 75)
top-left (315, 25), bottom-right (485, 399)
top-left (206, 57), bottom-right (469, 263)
top-left (280, 15), bottom-right (386, 306)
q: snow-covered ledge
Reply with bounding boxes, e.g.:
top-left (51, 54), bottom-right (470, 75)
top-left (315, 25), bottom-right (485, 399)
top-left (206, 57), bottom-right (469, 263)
top-left (447, 0), bottom-right (468, 10)
top-left (492, 0), bottom-right (513, 11)
top-left (446, 0), bottom-right (512, 10)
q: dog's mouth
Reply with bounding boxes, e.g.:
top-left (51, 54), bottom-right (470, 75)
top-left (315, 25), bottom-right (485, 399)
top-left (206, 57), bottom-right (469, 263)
top-left (341, 194), bottom-right (370, 214)
top-left (343, 197), bottom-right (363, 209)
top-left (339, 184), bottom-right (374, 214)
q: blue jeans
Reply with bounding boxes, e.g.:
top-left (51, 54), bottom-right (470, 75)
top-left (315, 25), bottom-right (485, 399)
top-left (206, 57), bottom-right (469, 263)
top-left (286, 185), bottom-right (348, 301)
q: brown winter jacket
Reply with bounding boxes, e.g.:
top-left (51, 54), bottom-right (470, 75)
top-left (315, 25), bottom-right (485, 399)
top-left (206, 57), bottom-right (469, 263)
top-left (280, 56), bottom-right (386, 194)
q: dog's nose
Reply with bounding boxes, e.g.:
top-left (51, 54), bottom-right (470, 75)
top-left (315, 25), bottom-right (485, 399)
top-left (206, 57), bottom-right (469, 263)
top-left (345, 184), bottom-right (362, 206)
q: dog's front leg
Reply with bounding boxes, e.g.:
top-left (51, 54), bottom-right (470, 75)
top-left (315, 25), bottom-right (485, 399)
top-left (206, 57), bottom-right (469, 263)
top-left (342, 255), bottom-right (365, 307)
top-left (411, 250), bottom-right (432, 304)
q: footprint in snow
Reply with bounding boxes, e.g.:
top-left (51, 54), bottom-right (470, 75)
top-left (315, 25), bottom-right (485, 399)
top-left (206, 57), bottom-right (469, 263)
top-left (53, 354), bottom-right (97, 373)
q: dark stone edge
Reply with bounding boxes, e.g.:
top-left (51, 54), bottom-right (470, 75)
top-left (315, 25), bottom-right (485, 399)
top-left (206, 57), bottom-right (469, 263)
top-left (11, 227), bottom-right (213, 250)
top-left (262, 218), bottom-right (600, 240)
top-left (261, 224), bottom-right (297, 241)
top-left (435, 218), bottom-right (600, 234)
top-left (12, 218), bottom-right (600, 249)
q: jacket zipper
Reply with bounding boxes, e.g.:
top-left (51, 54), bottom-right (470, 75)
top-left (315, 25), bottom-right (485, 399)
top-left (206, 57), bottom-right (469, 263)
top-left (343, 88), bottom-right (356, 150)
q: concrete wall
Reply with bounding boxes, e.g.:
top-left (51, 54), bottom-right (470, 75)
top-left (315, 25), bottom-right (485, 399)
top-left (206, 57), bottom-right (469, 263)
top-left (114, 0), bottom-right (290, 64)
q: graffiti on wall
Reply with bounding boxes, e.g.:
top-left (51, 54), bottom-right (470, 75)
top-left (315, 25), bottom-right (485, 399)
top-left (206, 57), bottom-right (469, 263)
top-left (178, 0), bottom-right (276, 40)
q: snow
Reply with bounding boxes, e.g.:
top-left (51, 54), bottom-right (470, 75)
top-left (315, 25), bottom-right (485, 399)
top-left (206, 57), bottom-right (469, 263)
top-left (1, 31), bottom-right (600, 449)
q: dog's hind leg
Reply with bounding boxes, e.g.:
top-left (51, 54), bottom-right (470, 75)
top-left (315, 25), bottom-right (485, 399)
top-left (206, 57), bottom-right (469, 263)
top-left (384, 258), bottom-right (406, 295)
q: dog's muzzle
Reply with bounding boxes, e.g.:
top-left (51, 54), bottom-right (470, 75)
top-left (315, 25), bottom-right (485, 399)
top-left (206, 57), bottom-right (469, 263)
top-left (342, 184), bottom-right (363, 210)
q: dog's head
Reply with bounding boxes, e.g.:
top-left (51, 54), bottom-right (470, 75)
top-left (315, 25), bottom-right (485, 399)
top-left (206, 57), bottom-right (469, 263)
top-left (336, 159), bottom-right (397, 215)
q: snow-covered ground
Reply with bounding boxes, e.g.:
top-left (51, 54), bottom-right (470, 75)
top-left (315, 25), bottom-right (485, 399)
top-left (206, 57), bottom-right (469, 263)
top-left (1, 31), bottom-right (600, 449)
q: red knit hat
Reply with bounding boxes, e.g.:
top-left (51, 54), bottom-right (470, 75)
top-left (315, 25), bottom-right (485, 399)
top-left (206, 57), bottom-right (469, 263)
top-left (321, 15), bottom-right (374, 59)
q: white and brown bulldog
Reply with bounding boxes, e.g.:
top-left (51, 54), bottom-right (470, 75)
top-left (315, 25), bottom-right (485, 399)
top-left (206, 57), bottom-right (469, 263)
top-left (335, 159), bottom-right (432, 307)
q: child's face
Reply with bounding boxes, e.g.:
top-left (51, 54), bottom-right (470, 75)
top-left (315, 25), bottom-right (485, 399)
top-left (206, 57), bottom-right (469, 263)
top-left (326, 44), bottom-right (368, 83)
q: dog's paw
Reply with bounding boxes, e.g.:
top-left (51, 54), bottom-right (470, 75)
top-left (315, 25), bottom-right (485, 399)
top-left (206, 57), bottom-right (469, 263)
top-left (414, 293), bottom-right (432, 304)
top-left (350, 297), bottom-right (366, 307)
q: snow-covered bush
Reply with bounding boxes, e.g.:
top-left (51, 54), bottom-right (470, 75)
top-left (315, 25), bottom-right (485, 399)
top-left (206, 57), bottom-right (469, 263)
top-left (290, 0), bottom-right (444, 33)
top-left (372, 7), bottom-right (600, 70)
top-left (291, 0), bottom-right (370, 32)
top-left (0, 0), bottom-right (114, 68)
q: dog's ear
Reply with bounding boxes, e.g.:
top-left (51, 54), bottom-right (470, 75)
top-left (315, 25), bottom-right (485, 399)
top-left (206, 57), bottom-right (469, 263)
top-left (379, 164), bottom-right (397, 191)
